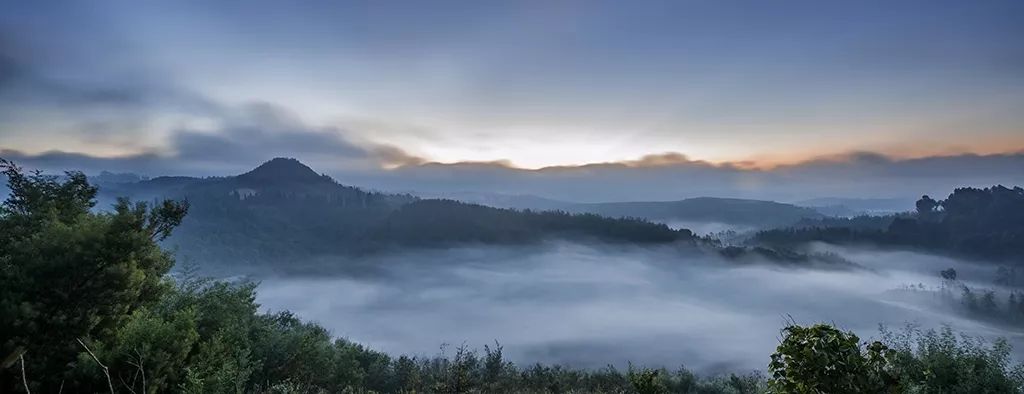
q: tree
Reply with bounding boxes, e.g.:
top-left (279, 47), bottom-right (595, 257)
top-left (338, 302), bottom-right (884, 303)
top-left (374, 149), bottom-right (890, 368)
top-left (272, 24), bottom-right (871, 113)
top-left (962, 287), bottom-right (979, 313)
top-left (0, 159), bottom-right (188, 392)
top-left (755, 186), bottom-right (1024, 262)
top-left (916, 195), bottom-right (939, 221)
top-left (768, 323), bottom-right (896, 393)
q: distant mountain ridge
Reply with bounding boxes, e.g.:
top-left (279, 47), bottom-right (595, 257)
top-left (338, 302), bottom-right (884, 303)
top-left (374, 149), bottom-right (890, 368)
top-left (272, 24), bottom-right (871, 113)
top-left (421, 191), bottom-right (822, 229)
top-left (793, 197), bottom-right (915, 217)
top-left (571, 197), bottom-right (822, 228)
top-left (91, 158), bottom-right (694, 266)
top-left (0, 157), bottom-right (868, 272)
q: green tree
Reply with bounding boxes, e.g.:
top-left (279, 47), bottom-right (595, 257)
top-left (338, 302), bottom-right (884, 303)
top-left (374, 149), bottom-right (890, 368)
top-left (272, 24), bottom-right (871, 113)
top-left (916, 195), bottom-right (940, 221)
top-left (628, 366), bottom-right (669, 394)
top-left (0, 159), bottom-right (188, 392)
top-left (768, 323), bottom-right (896, 393)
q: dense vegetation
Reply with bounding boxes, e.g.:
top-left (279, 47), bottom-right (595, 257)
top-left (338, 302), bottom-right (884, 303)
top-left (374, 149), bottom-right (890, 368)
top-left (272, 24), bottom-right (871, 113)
top-left (373, 199), bottom-right (690, 247)
top-left (786, 214), bottom-right (898, 232)
top-left (569, 198), bottom-right (822, 228)
top-left (754, 186), bottom-right (1024, 264)
top-left (767, 323), bottom-right (1024, 393)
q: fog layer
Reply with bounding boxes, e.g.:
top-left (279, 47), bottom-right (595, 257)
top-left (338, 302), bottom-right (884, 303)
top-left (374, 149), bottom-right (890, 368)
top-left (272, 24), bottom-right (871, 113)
top-left (254, 242), bottom-right (1023, 373)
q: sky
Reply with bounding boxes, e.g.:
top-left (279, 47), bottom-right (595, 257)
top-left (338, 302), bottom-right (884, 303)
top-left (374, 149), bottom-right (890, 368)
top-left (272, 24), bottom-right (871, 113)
top-left (1, 0), bottom-right (1023, 172)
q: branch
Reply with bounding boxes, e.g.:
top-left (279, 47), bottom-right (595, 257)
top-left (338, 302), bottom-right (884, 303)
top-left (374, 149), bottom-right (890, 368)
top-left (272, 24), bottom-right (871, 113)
top-left (77, 338), bottom-right (115, 394)
top-left (20, 353), bottom-right (30, 394)
top-left (118, 374), bottom-right (138, 394)
top-left (125, 348), bottom-right (146, 394)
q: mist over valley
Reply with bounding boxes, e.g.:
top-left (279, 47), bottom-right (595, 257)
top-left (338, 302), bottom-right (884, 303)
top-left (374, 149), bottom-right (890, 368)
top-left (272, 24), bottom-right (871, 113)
top-left (55, 158), bottom-right (1022, 375)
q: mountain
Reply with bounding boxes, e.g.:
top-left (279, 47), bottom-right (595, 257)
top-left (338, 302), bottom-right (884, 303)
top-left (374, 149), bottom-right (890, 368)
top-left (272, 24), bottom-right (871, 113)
top-left (236, 157), bottom-right (328, 184)
top-left (793, 197), bottom-right (914, 216)
top-left (92, 158), bottom-right (694, 266)
top-left (424, 191), bottom-right (821, 230)
top-left (412, 191), bottom-right (574, 211)
top-left (90, 171), bottom-right (147, 185)
top-left (569, 197), bottom-right (823, 229)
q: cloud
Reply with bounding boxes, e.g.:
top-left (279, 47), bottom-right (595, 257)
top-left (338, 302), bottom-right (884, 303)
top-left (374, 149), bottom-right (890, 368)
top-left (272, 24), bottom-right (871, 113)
top-left (777, 151), bottom-right (1024, 179)
top-left (4, 143), bottom-right (1023, 203)
top-left (350, 151), bottom-right (1024, 203)
top-left (0, 149), bottom-right (172, 176)
top-left (1, 28), bottom-right (1020, 202)
top-left (169, 103), bottom-right (369, 165)
top-left (0, 25), bottom-right (424, 176)
top-left (0, 32), bottom-right (219, 116)
top-left (370, 145), bottom-right (429, 169)
top-left (0, 101), bottom-right (428, 176)
top-left (622, 152), bottom-right (702, 168)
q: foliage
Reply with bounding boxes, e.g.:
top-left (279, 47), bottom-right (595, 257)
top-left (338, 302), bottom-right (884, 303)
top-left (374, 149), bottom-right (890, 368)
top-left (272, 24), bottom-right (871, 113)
top-left (0, 159), bottom-right (188, 392)
top-left (753, 186), bottom-right (1024, 264)
top-left (18, 272), bottom-right (767, 393)
top-left (575, 197), bottom-right (822, 228)
top-left (768, 324), bottom-right (896, 393)
top-left (374, 199), bottom-right (693, 247)
top-left (881, 325), bottom-right (1024, 393)
top-left (769, 322), bottom-right (1024, 394)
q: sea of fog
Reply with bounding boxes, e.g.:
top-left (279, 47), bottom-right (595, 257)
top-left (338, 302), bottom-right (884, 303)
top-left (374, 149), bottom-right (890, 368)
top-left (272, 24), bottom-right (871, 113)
top-left (251, 242), bottom-right (1024, 374)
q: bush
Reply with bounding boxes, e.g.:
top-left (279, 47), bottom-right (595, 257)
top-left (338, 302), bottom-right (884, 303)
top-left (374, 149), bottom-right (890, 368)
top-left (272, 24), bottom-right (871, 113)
top-left (881, 324), bottom-right (1024, 393)
top-left (768, 324), bottom-right (896, 393)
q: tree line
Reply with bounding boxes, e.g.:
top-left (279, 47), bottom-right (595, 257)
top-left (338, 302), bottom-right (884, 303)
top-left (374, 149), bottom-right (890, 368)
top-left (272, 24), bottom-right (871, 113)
top-left (754, 186), bottom-right (1024, 264)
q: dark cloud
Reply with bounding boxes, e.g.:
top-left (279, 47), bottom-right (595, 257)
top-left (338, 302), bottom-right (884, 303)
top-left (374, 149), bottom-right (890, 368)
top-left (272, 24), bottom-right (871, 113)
top-left (0, 23), bottom-right (221, 133)
top-left (1, 37), bottom-right (134, 109)
top-left (0, 149), bottom-right (173, 176)
top-left (0, 23), bottom-right (415, 176)
top-left (777, 151), bottom-right (1024, 179)
top-left (0, 102), bottom-right (426, 176)
top-left (371, 145), bottom-right (428, 168)
top-left (169, 103), bottom-right (369, 165)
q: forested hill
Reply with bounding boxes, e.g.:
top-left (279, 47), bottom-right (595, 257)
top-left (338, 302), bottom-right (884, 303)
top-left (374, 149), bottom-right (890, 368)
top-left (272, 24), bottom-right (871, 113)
top-left (753, 185), bottom-right (1024, 263)
top-left (95, 158), bottom-right (694, 264)
top-left (571, 197), bottom-right (822, 228)
top-left (373, 199), bottom-right (688, 247)
top-left (423, 192), bottom-right (823, 229)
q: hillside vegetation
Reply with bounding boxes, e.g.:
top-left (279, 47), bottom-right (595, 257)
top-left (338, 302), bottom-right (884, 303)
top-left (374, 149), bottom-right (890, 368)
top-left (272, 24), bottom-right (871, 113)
top-left (754, 186), bottom-right (1024, 263)
top-left (116, 159), bottom-right (695, 264)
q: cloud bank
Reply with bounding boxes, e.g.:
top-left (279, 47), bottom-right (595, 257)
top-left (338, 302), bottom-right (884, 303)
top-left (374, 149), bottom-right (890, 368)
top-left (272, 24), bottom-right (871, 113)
top-left (3, 144), bottom-right (1022, 203)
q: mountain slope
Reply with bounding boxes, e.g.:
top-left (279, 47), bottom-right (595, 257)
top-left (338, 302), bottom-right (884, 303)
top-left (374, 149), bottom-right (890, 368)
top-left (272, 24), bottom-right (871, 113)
top-left (571, 197), bottom-right (823, 228)
top-left (373, 199), bottom-right (687, 247)
top-left (96, 158), bottom-right (694, 265)
top-left (427, 191), bottom-right (822, 229)
top-left (236, 157), bottom-right (329, 184)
